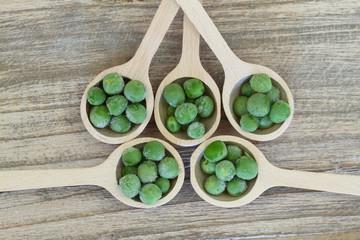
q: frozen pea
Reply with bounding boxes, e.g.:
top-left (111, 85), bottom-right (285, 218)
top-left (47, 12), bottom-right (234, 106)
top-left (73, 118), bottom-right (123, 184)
top-left (183, 78), bottom-right (204, 99)
top-left (241, 82), bottom-right (255, 97)
top-left (195, 95), bottom-right (214, 118)
top-left (250, 73), bottom-right (272, 93)
top-left (226, 145), bottom-right (242, 163)
top-left (201, 158), bottom-right (216, 175)
top-left (240, 114), bottom-right (259, 132)
top-left (122, 166), bottom-right (137, 176)
top-left (174, 103), bottom-right (198, 125)
top-left (215, 160), bottom-right (236, 181)
top-left (226, 176), bottom-right (247, 196)
top-left (163, 83), bottom-right (185, 107)
top-left (122, 147), bottom-right (142, 166)
top-left (266, 86), bottom-right (280, 103)
top-left (143, 141), bottom-right (165, 161)
top-left (103, 73), bottom-right (124, 95)
top-left (187, 122), bottom-right (205, 139)
top-left (204, 175), bottom-right (226, 195)
top-left (110, 115), bottom-right (131, 133)
top-left (158, 157), bottom-right (179, 179)
top-left (139, 183), bottom-right (162, 205)
top-left (138, 161), bottom-right (158, 183)
top-left (247, 93), bottom-right (271, 117)
top-left (87, 87), bottom-right (106, 105)
top-left (204, 140), bottom-right (227, 162)
top-left (89, 105), bottom-right (111, 128)
top-left (233, 96), bottom-right (248, 117)
top-left (155, 177), bottom-right (170, 194)
top-left (235, 156), bottom-right (258, 180)
top-left (126, 103), bottom-right (147, 124)
top-left (166, 116), bottom-right (181, 133)
top-left (167, 106), bottom-right (175, 116)
top-left (106, 95), bottom-right (128, 116)
top-left (269, 100), bottom-right (291, 123)
top-left (119, 174), bottom-right (141, 198)
top-left (124, 80), bottom-right (147, 103)
top-left (258, 115), bottom-right (274, 129)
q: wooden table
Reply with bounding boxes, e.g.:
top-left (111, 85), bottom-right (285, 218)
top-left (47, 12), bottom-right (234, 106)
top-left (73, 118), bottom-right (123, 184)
top-left (1, 0), bottom-right (359, 239)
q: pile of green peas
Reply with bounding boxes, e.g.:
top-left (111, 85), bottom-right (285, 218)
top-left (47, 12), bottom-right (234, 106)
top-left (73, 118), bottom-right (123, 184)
top-left (163, 78), bottom-right (215, 139)
top-left (118, 141), bottom-right (180, 205)
top-left (200, 140), bottom-right (258, 196)
top-left (87, 73), bottom-right (147, 133)
top-left (233, 73), bottom-right (291, 132)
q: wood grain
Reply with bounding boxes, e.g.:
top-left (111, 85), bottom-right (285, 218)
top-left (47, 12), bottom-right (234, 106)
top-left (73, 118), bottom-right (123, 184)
top-left (0, 0), bottom-right (359, 239)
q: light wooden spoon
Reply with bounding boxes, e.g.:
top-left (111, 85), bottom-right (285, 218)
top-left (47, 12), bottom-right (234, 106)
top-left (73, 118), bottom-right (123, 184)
top-left (80, 0), bottom-right (180, 144)
top-left (190, 135), bottom-right (360, 208)
top-left (0, 138), bottom-right (185, 208)
top-left (175, 0), bottom-right (294, 141)
top-left (154, 1), bottom-right (221, 147)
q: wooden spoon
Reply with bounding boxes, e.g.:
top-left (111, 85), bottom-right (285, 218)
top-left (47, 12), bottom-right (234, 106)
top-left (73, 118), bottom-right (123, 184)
top-left (154, 1), bottom-right (221, 147)
top-left (175, 0), bottom-right (294, 141)
top-left (190, 135), bottom-right (360, 208)
top-left (0, 138), bottom-right (185, 208)
top-left (80, 0), bottom-right (180, 144)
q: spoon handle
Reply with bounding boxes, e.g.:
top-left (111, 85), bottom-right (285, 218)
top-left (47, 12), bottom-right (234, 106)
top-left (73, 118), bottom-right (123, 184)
top-left (131, 0), bottom-right (180, 71)
top-left (271, 167), bottom-right (360, 196)
top-left (0, 167), bottom-right (101, 192)
top-left (175, 0), bottom-right (246, 72)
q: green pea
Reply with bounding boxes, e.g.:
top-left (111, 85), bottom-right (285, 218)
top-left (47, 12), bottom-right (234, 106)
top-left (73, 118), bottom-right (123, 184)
top-left (247, 93), bottom-right (271, 117)
top-left (155, 177), bottom-right (171, 194)
top-left (226, 145), bottom-right (242, 163)
top-left (106, 95), bottom-right (128, 116)
top-left (167, 106), bottom-right (175, 116)
top-left (143, 141), bottom-right (165, 161)
top-left (174, 103), bottom-right (198, 125)
top-left (124, 80), bottom-right (147, 103)
top-left (241, 82), bottom-right (255, 97)
top-left (204, 175), bottom-right (226, 195)
top-left (87, 87), bottom-right (106, 105)
top-left (138, 161), bottom-right (158, 183)
top-left (226, 176), bottom-right (247, 196)
top-left (163, 83), bottom-right (185, 107)
top-left (158, 157), bottom-right (179, 179)
top-left (139, 183), bottom-right (162, 205)
top-left (240, 114), bottom-right (259, 132)
top-left (119, 174), bottom-right (141, 198)
top-left (215, 160), bottom-right (236, 181)
top-left (195, 95), bottom-right (214, 118)
top-left (89, 105), bottom-right (111, 128)
top-left (269, 100), bottom-right (291, 123)
top-left (122, 147), bottom-right (142, 166)
top-left (235, 156), bottom-right (258, 180)
top-left (122, 166), bottom-right (137, 176)
top-left (258, 115), bottom-right (274, 130)
top-left (204, 140), bottom-right (227, 162)
top-left (233, 96), bottom-right (248, 117)
top-left (200, 158), bottom-right (216, 175)
top-left (110, 115), bottom-right (131, 133)
top-left (187, 122), bottom-right (205, 139)
top-left (250, 73), bottom-right (272, 93)
top-left (166, 116), bottom-right (181, 133)
top-left (103, 73), bottom-right (124, 95)
top-left (126, 103), bottom-right (147, 124)
top-left (183, 78), bottom-right (205, 99)
top-left (266, 86), bottom-right (280, 103)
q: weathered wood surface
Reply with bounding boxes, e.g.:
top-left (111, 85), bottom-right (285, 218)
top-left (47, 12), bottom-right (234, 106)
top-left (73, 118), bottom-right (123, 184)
top-left (0, 0), bottom-right (359, 239)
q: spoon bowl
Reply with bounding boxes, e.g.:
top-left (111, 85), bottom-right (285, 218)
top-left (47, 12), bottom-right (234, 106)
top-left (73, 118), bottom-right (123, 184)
top-left (0, 137), bottom-right (185, 208)
top-left (154, 7), bottom-right (221, 146)
top-left (80, 0), bottom-right (181, 144)
top-left (190, 135), bottom-right (360, 208)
